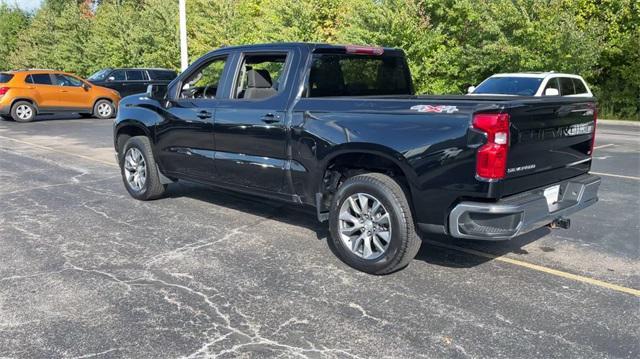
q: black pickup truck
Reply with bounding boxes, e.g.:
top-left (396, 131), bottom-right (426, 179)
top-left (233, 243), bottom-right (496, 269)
top-left (113, 43), bottom-right (600, 274)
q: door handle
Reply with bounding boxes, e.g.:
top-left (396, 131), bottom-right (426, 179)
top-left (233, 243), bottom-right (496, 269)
top-left (261, 113), bottom-right (280, 124)
top-left (60, 90), bottom-right (68, 93)
top-left (197, 110), bottom-right (213, 119)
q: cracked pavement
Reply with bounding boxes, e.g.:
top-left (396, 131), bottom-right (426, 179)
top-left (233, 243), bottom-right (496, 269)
top-left (0, 117), bottom-right (638, 358)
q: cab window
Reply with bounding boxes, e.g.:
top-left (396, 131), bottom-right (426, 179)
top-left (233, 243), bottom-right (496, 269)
top-left (543, 78), bottom-right (560, 95)
top-left (233, 53), bottom-right (288, 100)
top-left (110, 70), bottom-right (126, 81)
top-left (54, 74), bottom-right (83, 87)
top-left (559, 78), bottom-right (575, 96)
top-left (26, 74), bottom-right (53, 85)
top-left (126, 70), bottom-right (146, 81)
top-left (572, 78), bottom-right (588, 94)
top-left (180, 56), bottom-right (227, 99)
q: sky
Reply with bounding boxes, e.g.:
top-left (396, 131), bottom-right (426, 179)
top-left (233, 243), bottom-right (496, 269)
top-left (1, 0), bottom-right (43, 11)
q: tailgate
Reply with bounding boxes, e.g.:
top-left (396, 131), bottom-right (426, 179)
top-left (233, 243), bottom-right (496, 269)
top-left (502, 99), bottom-right (597, 196)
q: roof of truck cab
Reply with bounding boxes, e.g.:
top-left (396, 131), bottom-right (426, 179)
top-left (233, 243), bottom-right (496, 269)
top-left (210, 42), bottom-right (404, 54)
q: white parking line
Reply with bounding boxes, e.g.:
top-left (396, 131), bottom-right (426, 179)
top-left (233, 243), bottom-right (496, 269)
top-left (593, 143), bottom-right (615, 150)
top-left (591, 171), bottom-right (640, 181)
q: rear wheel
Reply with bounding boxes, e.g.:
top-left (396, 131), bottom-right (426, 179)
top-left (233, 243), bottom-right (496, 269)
top-left (329, 173), bottom-right (421, 274)
top-left (93, 99), bottom-right (115, 119)
top-left (11, 101), bottom-right (36, 123)
top-left (119, 136), bottom-right (167, 200)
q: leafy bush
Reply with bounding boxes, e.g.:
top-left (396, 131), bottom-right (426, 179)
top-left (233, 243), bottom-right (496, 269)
top-left (1, 0), bottom-right (637, 120)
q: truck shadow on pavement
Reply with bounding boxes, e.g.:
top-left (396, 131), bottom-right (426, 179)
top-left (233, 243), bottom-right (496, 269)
top-left (166, 181), bottom-right (550, 272)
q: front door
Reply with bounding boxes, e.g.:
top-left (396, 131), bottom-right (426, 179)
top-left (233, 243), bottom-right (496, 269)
top-left (213, 51), bottom-right (292, 194)
top-left (52, 74), bottom-right (92, 110)
top-left (156, 55), bottom-right (229, 180)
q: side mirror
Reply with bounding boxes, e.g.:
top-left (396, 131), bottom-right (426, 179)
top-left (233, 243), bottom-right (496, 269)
top-left (82, 83), bottom-right (91, 91)
top-left (107, 76), bottom-right (115, 82)
top-left (467, 86), bottom-right (476, 94)
top-left (146, 84), bottom-right (168, 99)
top-left (545, 88), bottom-right (559, 96)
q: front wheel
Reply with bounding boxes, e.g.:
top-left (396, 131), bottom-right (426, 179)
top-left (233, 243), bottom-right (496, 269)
top-left (93, 99), bottom-right (115, 119)
top-left (120, 136), bottom-right (167, 200)
top-left (329, 173), bottom-right (421, 274)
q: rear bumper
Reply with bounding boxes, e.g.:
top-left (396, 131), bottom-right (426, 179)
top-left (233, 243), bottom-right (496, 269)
top-left (0, 104), bottom-right (10, 115)
top-left (448, 174), bottom-right (600, 240)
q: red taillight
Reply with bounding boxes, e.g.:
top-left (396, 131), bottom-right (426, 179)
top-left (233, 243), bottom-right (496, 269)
top-left (0, 87), bottom-right (8, 97)
top-left (473, 113), bottom-right (510, 180)
top-left (588, 105), bottom-right (597, 156)
top-left (345, 45), bottom-right (384, 56)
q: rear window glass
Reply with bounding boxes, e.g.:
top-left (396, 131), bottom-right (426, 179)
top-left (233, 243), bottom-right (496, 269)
top-left (126, 70), bottom-right (146, 81)
top-left (307, 54), bottom-right (411, 97)
top-left (0, 73), bottom-right (14, 83)
top-left (473, 77), bottom-right (543, 96)
top-left (26, 74), bottom-right (53, 85)
top-left (149, 70), bottom-right (177, 81)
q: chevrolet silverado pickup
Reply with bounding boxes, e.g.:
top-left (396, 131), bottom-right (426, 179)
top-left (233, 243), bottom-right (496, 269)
top-left (113, 43), bottom-right (600, 274)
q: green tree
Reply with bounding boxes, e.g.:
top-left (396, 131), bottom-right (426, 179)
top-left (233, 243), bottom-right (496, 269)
top-left (0, 4), bottom-right (29, 71)
top-left (9, 0), bottom-right (92, 75)
top-left (85, 0), bottom-right (179, 74)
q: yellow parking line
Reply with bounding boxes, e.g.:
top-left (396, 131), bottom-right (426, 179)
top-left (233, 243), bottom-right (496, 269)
top-left (423, 239), bottom-right (640, 297)
top-left (0, 135), bottom-right (117, 168)
top-left (593, 143), bottom-right (615, 150)
top-left (591, 171), bottom-right (640, 181)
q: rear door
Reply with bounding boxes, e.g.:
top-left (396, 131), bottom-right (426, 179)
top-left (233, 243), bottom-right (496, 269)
top-left (502, 98), bottom-right (596, 195)
top-left (212, 50), bottom-right (294, 193)
top-left (123, 70), bottom-right (149, 96)
top-left (25, 74), bottom-right (58, 109)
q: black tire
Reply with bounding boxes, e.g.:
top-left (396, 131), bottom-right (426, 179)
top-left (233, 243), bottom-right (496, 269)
top-left (119, 136), bottom-right (167, 200)
top-left (11, 101), bottom-right (36, 123)
top-left (329, 173), bottom-right (421, 274)
top-left (93, 99), bottom-right (115, 119)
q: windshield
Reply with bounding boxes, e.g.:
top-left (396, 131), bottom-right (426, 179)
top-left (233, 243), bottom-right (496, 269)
top-left (88, 69), bottom-right (111, 81)
top-left (473, 77), bottom-right (543, 96)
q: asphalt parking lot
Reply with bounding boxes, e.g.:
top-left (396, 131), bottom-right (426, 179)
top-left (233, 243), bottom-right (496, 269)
top-left (0, 116), bottom-right (638, 358)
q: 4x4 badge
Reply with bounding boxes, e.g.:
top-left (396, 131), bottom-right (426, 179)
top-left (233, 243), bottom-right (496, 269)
top-left (410, 105), bottom-right (459, 114)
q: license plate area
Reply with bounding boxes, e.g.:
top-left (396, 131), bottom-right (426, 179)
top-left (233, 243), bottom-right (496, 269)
top-left (543, 185), bottom-right (560, 209)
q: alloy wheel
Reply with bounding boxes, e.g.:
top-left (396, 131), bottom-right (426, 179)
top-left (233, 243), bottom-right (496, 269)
top-left (123, 147), bottom-right (147, 191)
top-left (97, 103), bottom-right (112, 118)
top-left (16, 105), bottom-right (33, 121)
top-left (338, 193), bottom-right (392, 260)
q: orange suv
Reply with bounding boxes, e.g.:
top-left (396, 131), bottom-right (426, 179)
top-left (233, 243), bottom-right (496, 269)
top-left (0, 70), bottom-right (121, 123)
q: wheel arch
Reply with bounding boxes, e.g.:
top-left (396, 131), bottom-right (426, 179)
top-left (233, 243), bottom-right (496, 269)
top-left (114, 121), bottom-right (152, 155)
top-left (92, 97), bottom-right (116, 113)
top-left (10, 98), bottom-right (39, 113)
top-left (314, 144), bottom-right (417, 220)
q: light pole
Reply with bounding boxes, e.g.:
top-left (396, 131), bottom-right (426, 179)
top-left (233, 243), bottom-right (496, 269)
top-left (179, 0), bottom-right (188, 71)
